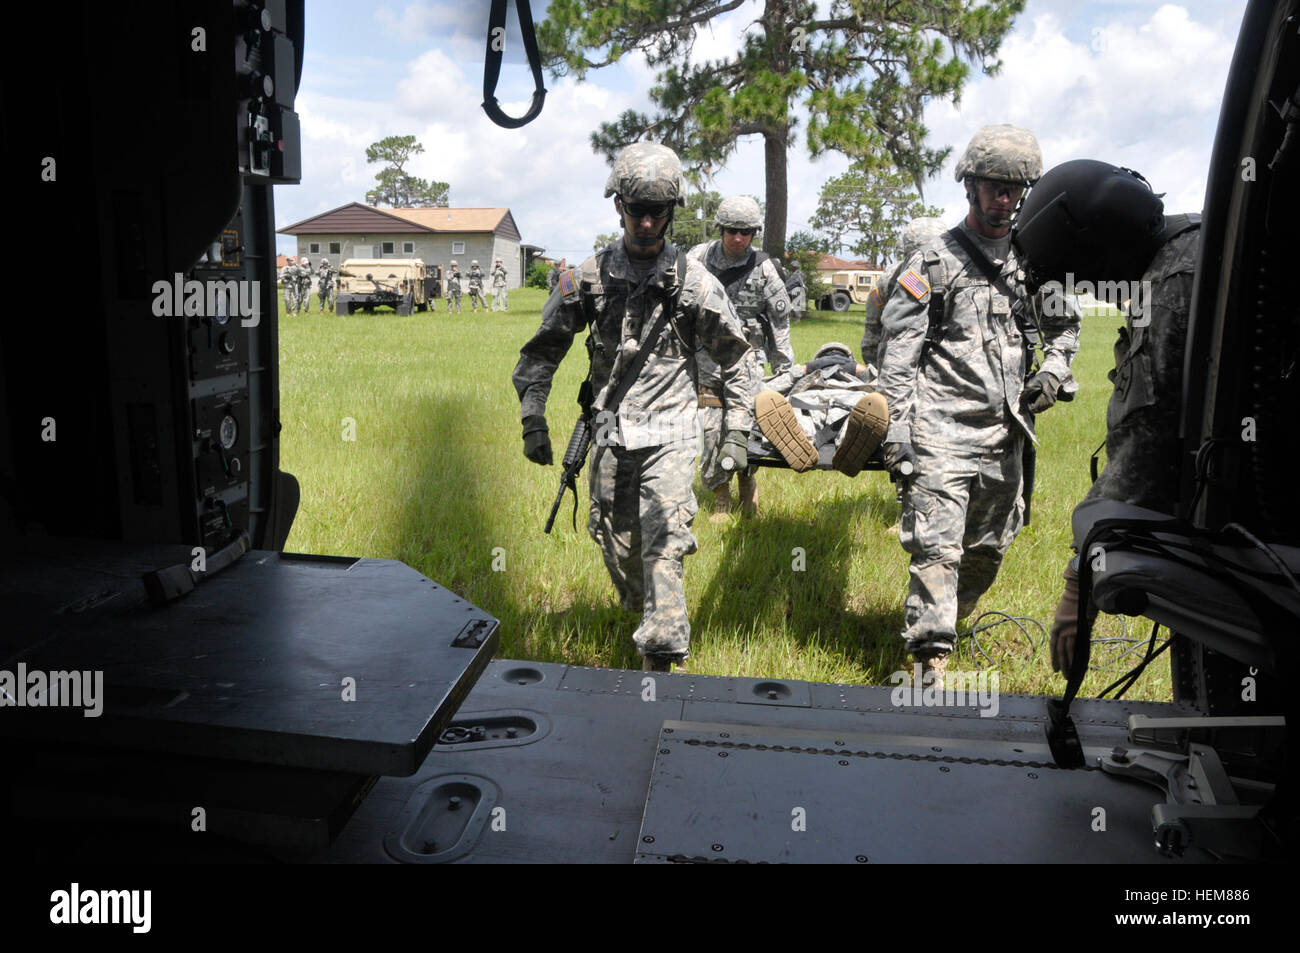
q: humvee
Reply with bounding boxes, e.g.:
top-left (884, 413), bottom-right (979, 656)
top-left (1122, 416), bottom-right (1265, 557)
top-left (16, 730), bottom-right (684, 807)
top-left (335, 258), bottom-right (438, 315)
top-left (818, 267), bottom-right (885, 311)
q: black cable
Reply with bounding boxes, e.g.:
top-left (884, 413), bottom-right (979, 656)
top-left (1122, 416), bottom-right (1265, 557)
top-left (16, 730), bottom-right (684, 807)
top-left (964, 610), bottom-right (1046, 669)
top-left (1099, 621), bottom-right (1170, 699)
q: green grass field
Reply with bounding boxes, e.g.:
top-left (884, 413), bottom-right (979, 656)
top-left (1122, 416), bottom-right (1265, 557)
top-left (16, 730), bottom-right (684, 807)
top-left (278, 286), bottom-right (1171, 701)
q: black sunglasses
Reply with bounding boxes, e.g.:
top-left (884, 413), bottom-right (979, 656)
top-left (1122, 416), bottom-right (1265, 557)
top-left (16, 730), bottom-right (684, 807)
top-left (621, 200), bottom-right (674, 220)
top-left (723, 227), bottom-right (757, 236)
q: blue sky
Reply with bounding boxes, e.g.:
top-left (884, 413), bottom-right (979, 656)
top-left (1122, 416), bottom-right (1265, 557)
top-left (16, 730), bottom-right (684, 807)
top-left (279, 1), bottom-right (1246, 263)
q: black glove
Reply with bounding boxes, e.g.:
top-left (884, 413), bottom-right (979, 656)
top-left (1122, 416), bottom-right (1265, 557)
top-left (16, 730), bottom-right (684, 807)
top-left (1050, 560), bottom-right (1099, 674)
top-left (522, 415), bottom-right (552, 466)
top-left (1021, 371), bottom-right (1062, 415)
top-left (719, 430), bottom-right (748, 473)
top-left (882, 441), bottom-right (917, 480)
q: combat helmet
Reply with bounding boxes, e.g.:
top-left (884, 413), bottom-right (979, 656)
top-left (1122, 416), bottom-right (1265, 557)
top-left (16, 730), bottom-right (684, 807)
top-left (604, 142), bottom-right (687, 206)
top-left (471, 260), bottom-right (479, 266)
top-left (900, 217), bottom-right (948, 260)
top-left (319, 258), bottom-right (329, 267)
top-left (954, 124), bottom-right (1042, 185)
top-left (814, 341), bottom-right (855, 361)
top-left (450, 260), bottom-right (458, 267)
top-left (1012, 159), bottom-right (1166, 288)
top-left (714, 195), bottom-right (763, 230)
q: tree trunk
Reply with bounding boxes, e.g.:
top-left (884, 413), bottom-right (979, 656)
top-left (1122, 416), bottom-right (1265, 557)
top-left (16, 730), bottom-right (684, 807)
top-left (764, 130), bottom-right (788, 261)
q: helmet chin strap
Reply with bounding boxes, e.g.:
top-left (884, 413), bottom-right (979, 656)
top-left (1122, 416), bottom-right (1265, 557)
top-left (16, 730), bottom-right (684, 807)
top-left (965, 179), bottom-right (1025, 230)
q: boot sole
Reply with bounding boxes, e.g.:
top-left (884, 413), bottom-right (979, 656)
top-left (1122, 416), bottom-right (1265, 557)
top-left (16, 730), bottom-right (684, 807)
top-left (755, 390), bottom-right (817, 471)
top-left (832, 393), bottom-right (889, 477)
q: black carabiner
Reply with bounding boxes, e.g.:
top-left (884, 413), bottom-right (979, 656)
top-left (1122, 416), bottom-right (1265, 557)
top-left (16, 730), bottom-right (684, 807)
top-left (482, 0), bottom-right (548, 129)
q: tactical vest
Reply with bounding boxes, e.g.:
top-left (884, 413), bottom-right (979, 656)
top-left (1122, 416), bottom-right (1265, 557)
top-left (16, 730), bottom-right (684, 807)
top-left (707, 247), bottom-right (769, 347)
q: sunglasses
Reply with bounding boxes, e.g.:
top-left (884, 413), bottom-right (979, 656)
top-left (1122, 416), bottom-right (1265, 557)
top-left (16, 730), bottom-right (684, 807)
top-left (723, 227), bottom-right (757, 236)
top-left (621, 200), bottom-right (674, 220)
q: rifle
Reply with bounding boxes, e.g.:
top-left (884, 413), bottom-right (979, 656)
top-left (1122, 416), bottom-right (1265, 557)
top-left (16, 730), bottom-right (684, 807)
top-left (544, 380), bottom-right (594, 534)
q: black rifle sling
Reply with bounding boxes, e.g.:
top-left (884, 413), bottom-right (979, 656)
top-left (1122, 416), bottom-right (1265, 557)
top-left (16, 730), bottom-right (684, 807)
top-left (712, 250), bottom-right (768, 297)
top-left (600, 249), bottom-right (689, 420)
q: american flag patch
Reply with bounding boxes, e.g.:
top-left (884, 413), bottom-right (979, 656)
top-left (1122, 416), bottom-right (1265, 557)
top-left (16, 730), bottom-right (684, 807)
top-left (899, 269), bottom-right (930, 301)
top-left (558, 268), bottom-right (579, 302)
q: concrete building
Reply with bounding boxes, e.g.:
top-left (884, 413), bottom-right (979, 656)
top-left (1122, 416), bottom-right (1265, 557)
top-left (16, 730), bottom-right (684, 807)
top-left (278, 203), bottom-right (525, 287)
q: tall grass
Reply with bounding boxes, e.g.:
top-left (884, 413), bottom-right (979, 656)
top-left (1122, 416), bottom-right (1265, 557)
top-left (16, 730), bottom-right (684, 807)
top-left (279, 289), bottom-right (1169, 700)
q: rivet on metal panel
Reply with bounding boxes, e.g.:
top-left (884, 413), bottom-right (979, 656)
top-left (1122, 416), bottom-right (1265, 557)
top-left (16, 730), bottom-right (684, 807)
top-left (1027, 773), bottom-right (1039, 779)
top-left (711, 844), bottom-right (723, 852)
top-left (834, 740), bottom-right (844, 746)
top-left (838, 760), bottom-right (849, 766)
top-left (448, 796), bottom-right (462, 811)
top-left (659, 748), bottom-right (670, 754)
top-left (719, 732), bottom-right (730, 738)
top-left (663, 727), bottom-right (674, 733)
top-left (939, 766), bottom-right (950, 773)
top-left (931, 746), bottom-right (942, 752)
top-left (718, 751), bottom-right (728, 758)
top-left (855, 855), bottom-right (868, 863)
top-left (643, 835), bottom-right (655, 844)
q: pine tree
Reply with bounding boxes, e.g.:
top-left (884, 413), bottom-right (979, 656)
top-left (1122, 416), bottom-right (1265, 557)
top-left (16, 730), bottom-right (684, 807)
top-left (540, 0), bottom-right (1024, 259)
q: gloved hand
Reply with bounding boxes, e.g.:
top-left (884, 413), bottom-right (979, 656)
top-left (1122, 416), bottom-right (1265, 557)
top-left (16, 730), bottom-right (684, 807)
top-left (882, 441), bottom-right (917, 479)
top-left (1021, 371), bottom-right (1062, 415)
top-left (1050, 560), bottom-right (1099, 673)
top-left (522, 415), bottom-right (552, 466)
top-left (719, 430), bottom-right (748, 472)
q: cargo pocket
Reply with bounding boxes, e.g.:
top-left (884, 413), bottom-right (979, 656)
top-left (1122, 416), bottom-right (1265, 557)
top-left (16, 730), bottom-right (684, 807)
top-left (898, 485), bottom-right (935, 557)
top-left (1107, 341), bottom-right (1157, 432)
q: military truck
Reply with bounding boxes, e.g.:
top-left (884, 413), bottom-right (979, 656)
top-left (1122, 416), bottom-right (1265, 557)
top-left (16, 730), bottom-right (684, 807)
top-left (335, 258), bottom-right (438, 315)
top-left (818, 266), bottom-right (885, 311)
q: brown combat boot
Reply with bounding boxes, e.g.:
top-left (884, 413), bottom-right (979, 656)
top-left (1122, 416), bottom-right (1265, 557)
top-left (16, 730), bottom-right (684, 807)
top-left (832, 393), bottom-right (889, 477)
top-left (738, 472), bottom-right (758, 517)
top-left (755, 390), bottom-right (817, 471)
top-left (710, 482), bottom-right (733, 523)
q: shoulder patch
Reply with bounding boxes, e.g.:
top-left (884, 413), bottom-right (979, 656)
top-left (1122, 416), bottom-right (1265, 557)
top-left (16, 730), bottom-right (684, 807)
top-left (557, 268), bottom-right (580, 302)
top-left (899, 269), bottom-right (930, 302)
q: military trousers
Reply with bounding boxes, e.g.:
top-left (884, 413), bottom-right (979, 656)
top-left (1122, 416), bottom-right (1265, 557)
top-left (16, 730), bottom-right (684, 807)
top-left (898, 437), bottom-right (1025, 649)
top-left (588, 441), bottom-right (699, 657)
top-left (446, 291), bottom-right (461, 312)
top-left (493, 288), bottom-right (508, 311)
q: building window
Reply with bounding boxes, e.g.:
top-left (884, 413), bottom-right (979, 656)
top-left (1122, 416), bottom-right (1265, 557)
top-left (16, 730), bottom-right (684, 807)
top-left (329, 242), bottom-right (341, 255)
top-left (309, 242), bottom-right (320, 254)
top-left (381, 241), bottom-right (395, 255)
top-left (402, 241), bottom-right (414, 254)
top-left (452, 241), bottom-right (466, 255)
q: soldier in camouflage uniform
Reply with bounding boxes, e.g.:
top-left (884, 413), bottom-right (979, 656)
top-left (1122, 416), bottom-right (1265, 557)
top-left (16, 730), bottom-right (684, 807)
top-left (467, 260), bottom-right (487, 312)
top-left (877, 124), bottom-right (1081, 681)
top-left (492, 257), bottom-right (509, 311)
top-left (688, 194), bottom-right (793, 521)
top-left (784, 259), bottom-right (807, 320)
top-left (1005, 160), bottom-right (1199, 675)
top-left (513, 142), bottom-right (758, 672)
top-left (296, 256), bottom-right (314, 314)
top-left (316, 258), bottom-right (335, 313)
top-left (862, 217), bottom-right (948, 371)
top-left (281, 258), bottom-right (300, 314)
top-left (446, 261), bottom-right (462, 313)
top-left (547, 265), bottom-right (561, 293)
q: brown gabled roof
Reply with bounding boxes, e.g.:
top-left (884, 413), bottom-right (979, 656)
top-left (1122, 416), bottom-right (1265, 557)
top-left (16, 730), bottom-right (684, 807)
top-left (816, 254), bottom-right (884, 271)
top-left (277, 202), bottom-right (517, 237)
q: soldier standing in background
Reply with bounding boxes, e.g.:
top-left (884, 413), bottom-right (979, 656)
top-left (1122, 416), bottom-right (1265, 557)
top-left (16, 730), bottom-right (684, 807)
top-left (687, 194), bottom-right (793, 521)
top-left (317, 258), bottom-right (335, 313)
top-left (296, 256), bottom-right (314, 314)
top-left (512, 142), bottom-right (758, 672)
top-left (876, 124), bottom-right (1081, 682)
top-left (547, 262), bottom-right (561, 292)
top-left (492, 257), bottom-right (509, 311)
top-left (281, 258), bottom-right (300, 314)
top-left (467, 260), bottom-right (487, 312)
top-left (446, 261), bottom-right (462, 313)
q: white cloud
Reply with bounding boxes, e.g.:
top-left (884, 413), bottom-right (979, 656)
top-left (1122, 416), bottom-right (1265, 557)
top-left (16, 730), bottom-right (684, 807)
top-left (282, 1), bottom-right (1243, 257)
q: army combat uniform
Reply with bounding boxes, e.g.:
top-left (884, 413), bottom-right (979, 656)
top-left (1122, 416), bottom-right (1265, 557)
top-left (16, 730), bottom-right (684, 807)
top-left (877, 221), bottom-right (1080, 652)
top-left (296, 259), bottom-right (314, 314)
top-left (446, 268), bottom-right (462, 312)
top-left (492, 262), bottom-right (509, 311)
top-left (467, 265), bottom-right (487, 312)
top-left (863, 218), bottom-right (948, 371)
top-left (316, 263), bottom-right (335, 312)
top-left (1083, 219), bottom-right (1200, 512)
top-left (513, 242), bottom-right (758, 659)
top-left (281, 263), bottom-right (300, 314)
top-left (688, 240), bottom-right (793, 489)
